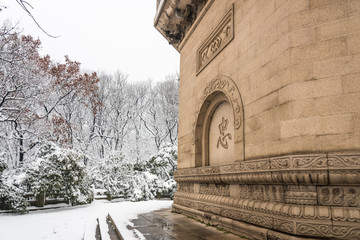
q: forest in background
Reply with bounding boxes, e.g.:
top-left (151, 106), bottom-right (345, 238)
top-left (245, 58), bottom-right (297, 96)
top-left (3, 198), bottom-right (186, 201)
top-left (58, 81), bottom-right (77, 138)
top-left (0, 21), bottom-right (179, 212)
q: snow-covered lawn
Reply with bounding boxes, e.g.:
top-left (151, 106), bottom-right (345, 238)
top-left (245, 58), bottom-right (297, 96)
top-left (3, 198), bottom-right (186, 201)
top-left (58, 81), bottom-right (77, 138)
top-left (0, 200), bottom-right (173, 240)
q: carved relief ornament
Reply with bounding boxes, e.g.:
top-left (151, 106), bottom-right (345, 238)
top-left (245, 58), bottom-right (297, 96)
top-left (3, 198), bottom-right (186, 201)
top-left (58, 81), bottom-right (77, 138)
top-left (197, 4), bottom-right (234, 74)
top-left (193, 75), bottom-right (243, 144)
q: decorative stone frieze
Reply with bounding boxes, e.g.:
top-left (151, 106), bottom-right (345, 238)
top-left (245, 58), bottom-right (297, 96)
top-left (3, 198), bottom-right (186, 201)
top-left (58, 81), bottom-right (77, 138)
top-left (284, 185), bottom-right (317, 205)
top-left (295, 221), bottom-right (360, 239)
top-left (173, 191), bottom-right (360, 239)
top-left (174, 154), bottom-right (360, 186)
top-left (177, 183), bottom-right (194, 193)
top-left (328, 154), bottom-right (360, 185)
top-left (174, 192), bottom-right (336, 221)
top-left (199, 183), bottom-right (230, 196)
top-left (173, 154), bottom-right (360, 238)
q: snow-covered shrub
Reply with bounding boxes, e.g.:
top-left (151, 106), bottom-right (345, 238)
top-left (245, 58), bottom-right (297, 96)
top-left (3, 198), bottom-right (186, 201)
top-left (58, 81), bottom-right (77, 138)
top-left (91, 151), bottom-right (133, 199)
top-left (0, 152), bottom-right (7, 174)
top-left (158, 179), bottom-right (177, 199)
top-left (143, 142), bottom-right (177, 199)
top-left (146, 142), bottom-right (177, 181)
top-left (122, 143), bottom-right (178, 200)
top-left (91, 143), bottom-right (178, 202)
top-left (0, 166), bottom-right (28, 213)
top-left (26, 142), bottom-right (93, 206)
top-left (122, 171), bottom-right (161, 201)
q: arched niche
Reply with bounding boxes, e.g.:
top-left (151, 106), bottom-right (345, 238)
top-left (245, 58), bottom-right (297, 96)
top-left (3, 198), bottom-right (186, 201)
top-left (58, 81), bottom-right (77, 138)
top-left (194, 76), bottom-right (244, 167)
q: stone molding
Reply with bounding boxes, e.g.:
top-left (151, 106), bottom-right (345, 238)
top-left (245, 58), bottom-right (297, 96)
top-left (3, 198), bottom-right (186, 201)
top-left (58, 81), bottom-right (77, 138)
top-left (173, 203), bottom-right (332, 240)
top-left (196, 4), bottom-right (234, 74)
top-left (173, 192), bottom-right (360, 239)
top-left (173, 203), bottom-right (270, 240)
top-left (174, 153), bottom-right (360, 185)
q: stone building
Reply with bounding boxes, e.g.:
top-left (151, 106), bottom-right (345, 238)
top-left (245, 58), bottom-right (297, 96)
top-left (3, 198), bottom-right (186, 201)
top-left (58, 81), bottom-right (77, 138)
top-left (154, 0), bottom-right (360, 239)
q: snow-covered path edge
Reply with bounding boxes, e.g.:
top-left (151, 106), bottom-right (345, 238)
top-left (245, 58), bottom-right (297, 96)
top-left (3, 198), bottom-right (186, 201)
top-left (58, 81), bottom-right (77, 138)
top-left (109, 200), bottom-right (173, 240)
top-left (0, 200), bottom-right (173, 240)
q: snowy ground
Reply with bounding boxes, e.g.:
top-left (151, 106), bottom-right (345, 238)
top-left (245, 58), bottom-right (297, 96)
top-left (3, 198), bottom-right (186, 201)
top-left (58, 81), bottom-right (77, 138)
top-left (0, 200), bottom-right (173, 240)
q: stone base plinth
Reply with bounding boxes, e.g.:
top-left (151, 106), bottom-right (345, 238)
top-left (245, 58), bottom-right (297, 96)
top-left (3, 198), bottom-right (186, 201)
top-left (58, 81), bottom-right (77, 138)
top-left (173, 153), bottom-right (360, 240)
top-left (172, 204), bottom-right (321, 240)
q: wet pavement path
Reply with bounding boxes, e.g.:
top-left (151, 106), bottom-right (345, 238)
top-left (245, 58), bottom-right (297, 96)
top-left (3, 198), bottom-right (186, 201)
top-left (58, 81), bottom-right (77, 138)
top-left (128, 208), bottom-right (246, 240)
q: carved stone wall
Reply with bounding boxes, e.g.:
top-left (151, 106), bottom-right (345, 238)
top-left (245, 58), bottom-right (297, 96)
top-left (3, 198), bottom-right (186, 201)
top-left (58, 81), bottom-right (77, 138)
top-left (155, 0), bottom-right (360, 239)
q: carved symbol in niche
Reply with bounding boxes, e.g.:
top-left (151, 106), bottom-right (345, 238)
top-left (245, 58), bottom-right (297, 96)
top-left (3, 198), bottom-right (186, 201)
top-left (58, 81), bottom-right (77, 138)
top-left (193, 76), bottom-right (243, 145)
top-left (217, 117), bottom-right (232, 149)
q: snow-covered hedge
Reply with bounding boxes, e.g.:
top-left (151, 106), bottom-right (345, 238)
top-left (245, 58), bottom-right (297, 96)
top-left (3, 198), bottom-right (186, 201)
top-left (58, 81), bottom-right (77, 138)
top-left (1, 142), bottom-right (177, 212)
top-left (92, 142), bottom-right (177, 201)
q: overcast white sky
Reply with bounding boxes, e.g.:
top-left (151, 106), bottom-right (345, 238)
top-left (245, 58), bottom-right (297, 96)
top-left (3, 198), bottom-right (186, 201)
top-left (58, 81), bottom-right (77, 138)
top-left (1, 0), bottom-right (179, 82)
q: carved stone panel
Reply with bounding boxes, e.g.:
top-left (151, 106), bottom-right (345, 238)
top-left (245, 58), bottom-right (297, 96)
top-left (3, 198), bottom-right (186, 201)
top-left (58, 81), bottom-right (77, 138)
top-left (209, 102), bottom-right (234, 166)
top-left (199, 183), bottom-right (230, 196)
top-left (318, 186), bottom-right (360, 207)
top-left (178, 183), bottom-right (194, 193)
top-left (239, 184), bottom-right (284, 203)
top-left (197, 4), bottom-right (234, 74)
top-left (284, 185), bottom-right (317, 205)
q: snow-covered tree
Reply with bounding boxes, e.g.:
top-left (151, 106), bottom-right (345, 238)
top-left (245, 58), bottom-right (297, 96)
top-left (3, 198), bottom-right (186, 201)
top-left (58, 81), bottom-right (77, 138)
top-left (124, 171), bottom-right (163, 201)
top-left (141, 75), bottom-right (179, 150)
top-left (0, 22), bottom-right (99, 167)
top-left (0, 20), bottom-right (180, 211)
top-left (0, 22), bottom-right (49, 166)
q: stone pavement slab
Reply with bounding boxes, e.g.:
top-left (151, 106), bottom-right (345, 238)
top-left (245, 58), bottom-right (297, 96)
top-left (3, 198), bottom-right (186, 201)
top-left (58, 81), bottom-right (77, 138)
top-left (128, 208), bottom-right (247, 240)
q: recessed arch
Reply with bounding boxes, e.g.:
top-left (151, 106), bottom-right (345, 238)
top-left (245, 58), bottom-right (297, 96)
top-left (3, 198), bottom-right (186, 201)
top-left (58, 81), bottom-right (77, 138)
top-left (193, 75), bottom-right (244, 167)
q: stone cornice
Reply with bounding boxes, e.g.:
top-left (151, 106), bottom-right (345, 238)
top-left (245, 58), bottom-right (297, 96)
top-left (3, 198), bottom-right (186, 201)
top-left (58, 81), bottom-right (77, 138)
top-left (174, 153), bottom-right (360, 185)
top-left (154, 0), bottom-right (213, 51)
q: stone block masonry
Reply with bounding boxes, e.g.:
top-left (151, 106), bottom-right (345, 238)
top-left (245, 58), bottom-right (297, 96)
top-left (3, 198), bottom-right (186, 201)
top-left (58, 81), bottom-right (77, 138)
top-left (155, 0), bottom-right (360, 239)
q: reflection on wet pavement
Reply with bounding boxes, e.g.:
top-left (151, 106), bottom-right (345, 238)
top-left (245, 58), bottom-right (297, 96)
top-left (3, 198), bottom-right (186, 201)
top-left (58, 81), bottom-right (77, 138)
top-left (129, 208), bottom-right (246, 240)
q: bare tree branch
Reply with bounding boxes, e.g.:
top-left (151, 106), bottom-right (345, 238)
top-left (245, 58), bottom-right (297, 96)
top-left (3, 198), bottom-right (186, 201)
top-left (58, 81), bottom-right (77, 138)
top-left (15, 0), bottom-right (59, 38)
